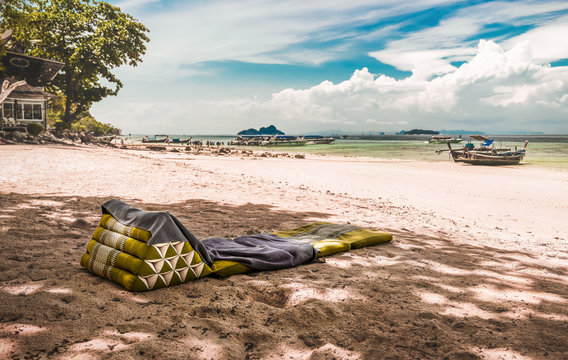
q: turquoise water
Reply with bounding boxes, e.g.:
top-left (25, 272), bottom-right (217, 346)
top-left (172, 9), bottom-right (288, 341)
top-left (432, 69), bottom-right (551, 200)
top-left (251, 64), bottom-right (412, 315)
top-left (276, 139), bottom-right (568, 169)
top-left (123, 135), bottom-right (568, 169)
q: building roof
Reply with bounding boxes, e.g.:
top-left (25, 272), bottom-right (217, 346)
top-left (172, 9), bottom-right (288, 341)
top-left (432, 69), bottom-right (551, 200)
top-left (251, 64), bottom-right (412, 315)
top-left (1, 51), bottom-right (64, 86)
top-left (1, 77), bottom-right (54, 100)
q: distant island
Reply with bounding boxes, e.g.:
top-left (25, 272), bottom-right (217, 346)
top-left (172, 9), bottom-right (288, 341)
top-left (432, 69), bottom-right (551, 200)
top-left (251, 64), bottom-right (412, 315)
top-left (397, 129), bottom-right (440, 135)
top-left (238, 125), bottom-right (284, 136)
top-left (439, 129), bottom-right (484, 135)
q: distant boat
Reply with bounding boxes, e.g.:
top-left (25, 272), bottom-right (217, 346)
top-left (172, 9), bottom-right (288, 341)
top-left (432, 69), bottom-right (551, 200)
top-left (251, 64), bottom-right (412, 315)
top-left (301, 135), bottom-right (335, 145)
top-left (440, 136), bottom-right (528, 165)
top-left (170, 137), bottom-right (191, 144)
top-left (427, 135), bottom-right (463, 144)
top-left (229, 135), bottom-right (268, 146)
top-left (264, 135), bottom-right (306, 147)
top-left (229, 135), bottom-right (307, 146)
top-left (142, 135), bottom-right (169, 143)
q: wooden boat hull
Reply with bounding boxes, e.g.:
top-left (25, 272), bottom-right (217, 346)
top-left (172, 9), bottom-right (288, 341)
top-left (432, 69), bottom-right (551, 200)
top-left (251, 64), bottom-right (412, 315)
top-left (265, 140), bottom-right (306, 147)
top-left (306, 139), bottom-right (335, 145)
top-left (451, 152), bottom-right (525, 165)
top-left (141, 139), bottom-right (168, 143)
top-left (429, 139), bottom-right (463, 144)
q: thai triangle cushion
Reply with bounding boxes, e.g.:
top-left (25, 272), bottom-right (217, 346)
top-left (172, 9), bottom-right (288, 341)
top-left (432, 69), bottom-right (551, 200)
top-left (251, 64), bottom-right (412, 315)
top-left (80, 200), bottom-right (392, 291)
top-left (80, 215), bottom-right (212, 291)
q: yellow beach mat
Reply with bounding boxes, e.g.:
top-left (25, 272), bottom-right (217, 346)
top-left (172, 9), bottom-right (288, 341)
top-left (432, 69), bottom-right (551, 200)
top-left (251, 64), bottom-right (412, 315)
top-left (274, 222), bottom-right (392, 257)
top-left (80, 214), bottom-right (391, 291)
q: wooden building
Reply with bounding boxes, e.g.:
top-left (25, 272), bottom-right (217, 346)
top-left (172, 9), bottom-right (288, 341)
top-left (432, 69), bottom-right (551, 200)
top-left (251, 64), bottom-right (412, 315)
top-left (0, 50), bottom-right (64, 131)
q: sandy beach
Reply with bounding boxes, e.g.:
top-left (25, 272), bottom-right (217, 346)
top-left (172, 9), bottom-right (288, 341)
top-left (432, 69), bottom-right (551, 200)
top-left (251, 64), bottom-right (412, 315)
top-left (1, 144), bottom-right (567, 359)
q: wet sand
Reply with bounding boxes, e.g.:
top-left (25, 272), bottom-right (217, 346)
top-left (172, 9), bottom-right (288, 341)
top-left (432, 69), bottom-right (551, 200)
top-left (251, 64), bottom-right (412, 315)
top-left (0, 144), bottom-right (567, 359)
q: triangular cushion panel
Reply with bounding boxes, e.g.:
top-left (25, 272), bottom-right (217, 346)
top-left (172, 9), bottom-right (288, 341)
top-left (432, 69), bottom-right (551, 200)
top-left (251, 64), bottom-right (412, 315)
top-left (80, 212), bottom-right (213, 290)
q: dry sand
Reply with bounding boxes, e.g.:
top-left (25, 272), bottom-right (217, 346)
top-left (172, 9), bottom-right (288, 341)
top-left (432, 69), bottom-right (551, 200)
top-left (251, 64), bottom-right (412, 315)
top-left (0, 144), bottom-right (567, 359)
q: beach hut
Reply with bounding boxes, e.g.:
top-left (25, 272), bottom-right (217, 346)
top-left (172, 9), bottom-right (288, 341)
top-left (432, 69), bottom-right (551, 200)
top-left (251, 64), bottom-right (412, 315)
top-left (0, 50), bottom-right (64, 131)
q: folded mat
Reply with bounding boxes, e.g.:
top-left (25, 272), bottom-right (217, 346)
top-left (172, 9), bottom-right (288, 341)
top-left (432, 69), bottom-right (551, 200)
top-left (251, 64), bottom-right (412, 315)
top-left (80, 199), bottom-right (392, 291)
top-left (273, 222), bottom-right (392, 257)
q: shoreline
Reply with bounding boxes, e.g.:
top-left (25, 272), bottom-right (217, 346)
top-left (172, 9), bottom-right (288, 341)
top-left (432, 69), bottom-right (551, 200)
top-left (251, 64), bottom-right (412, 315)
top-left (88, 139), bottom-right (568, 170)
top-left (1, 144), bottom-right (566, 249)
top-left (1, 144), bottom-right (567, 359)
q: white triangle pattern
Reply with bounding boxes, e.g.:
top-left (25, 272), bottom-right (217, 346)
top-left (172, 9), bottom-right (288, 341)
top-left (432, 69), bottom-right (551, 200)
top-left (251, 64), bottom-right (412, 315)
top-left (154, 243), bottom-right (170, 258)
top-left (182, 251), bottom-right (194, 266)
top-left (173, 242), bottom-right (185, 254)
top-left (145, 274), bottom-right (159, 289)
top-left (136, 241), bottom-right (205, 289)
top-left (190, 262), bottom-right (204, 278)
top-left (138, 266), bottom-right (202, 289)
top-left (147, 259), bottom-right (165, 273)
top-left (178, 268), bottom-right (189, 282)
top-left (162, 271), bottom-right (174, 285)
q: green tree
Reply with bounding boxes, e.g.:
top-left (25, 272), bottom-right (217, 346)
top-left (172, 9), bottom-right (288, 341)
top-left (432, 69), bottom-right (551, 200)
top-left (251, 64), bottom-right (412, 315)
top-left (23, 0), bottom-right (149, 124)
top-left (71, 112), bottom-right (120, 136)
top-left (0, 0), bottom-right (29, 71)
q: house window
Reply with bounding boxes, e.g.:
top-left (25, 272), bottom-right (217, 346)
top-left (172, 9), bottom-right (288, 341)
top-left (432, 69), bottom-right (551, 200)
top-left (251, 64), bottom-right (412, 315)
top-left (16, 103), bottom-right (23, 120)
top-left (23, 104), bottom-right (33, 120)
top-left (2, 103), bottom-right (13, 118)
top-left (12, 103), bottom-right (42, 121)
top-left (33, 104), bottom-right (42, 120)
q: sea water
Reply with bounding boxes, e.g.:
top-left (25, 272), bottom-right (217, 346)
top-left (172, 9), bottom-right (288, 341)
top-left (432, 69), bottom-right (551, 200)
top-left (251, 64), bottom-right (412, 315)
top-left (250, 135), bottom-right (568, 169)
top-left (124, 135), bottom-right (568, 170)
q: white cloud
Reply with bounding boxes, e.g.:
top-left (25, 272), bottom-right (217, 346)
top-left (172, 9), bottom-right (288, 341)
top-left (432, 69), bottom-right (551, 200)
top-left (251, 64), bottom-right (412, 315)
top-left (93, 40), bottom-right (568, 134)
top-left (93, 1), bottom-right (568, 134)
top-left (503, 16), bottom-right (568, 64)
top-left (369, 1), bottom-right (568, 79)
top-left (113, 0), bottom-right (463, 81)
top-left (211, 41), bottom-right (568, 133)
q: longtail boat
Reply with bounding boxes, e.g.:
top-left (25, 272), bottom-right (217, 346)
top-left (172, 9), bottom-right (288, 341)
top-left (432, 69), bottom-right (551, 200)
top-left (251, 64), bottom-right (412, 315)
top-left (427, 135), bottom-right (463, 144)
top-left (142, 135), bottom-right (169, 143)
top-left (438, 136), bottom-right (528, 165)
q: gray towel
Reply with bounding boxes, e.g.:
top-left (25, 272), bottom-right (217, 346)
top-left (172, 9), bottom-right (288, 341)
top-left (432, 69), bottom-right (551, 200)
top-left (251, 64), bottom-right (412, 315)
top-left (101, 199), bottom-right (318, 271)
top-left (101, 199), bottom-right (213, 264)
top-left (202, 234), bottom-right (318, 271)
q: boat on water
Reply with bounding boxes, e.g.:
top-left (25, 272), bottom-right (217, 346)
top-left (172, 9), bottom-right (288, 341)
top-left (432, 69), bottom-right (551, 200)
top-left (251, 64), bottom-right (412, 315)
top-left (170, 137), bottom-right (191, 144)
top-left (142, 135), bottom-right (169, 143)
top-left (301, 135), bottom-right (335, 145)
top-left (229, 135), bottom-right (307, 146)
top-left (264, 135), bottom-right (306, 147)
top-left (427, 135), bottom-right (463, 144)
top-left (229, 135), bottom-right (265, 146)
top-left (450, 150), bottom-right (526, 165)
top-left (439, 135), bottom-right (528, 165)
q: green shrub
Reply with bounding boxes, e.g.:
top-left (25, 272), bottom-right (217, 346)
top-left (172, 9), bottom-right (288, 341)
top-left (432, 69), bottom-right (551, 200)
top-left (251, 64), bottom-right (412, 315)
top-left (27, 123), bottom-right (44, 136)
top-left (53, 120), bottom-right (69, 133)
top-left (71, 114), bottom-right (121, 136)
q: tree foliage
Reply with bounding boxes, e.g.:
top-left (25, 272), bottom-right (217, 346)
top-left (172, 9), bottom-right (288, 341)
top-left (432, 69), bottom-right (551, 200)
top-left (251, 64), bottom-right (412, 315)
top-left (71, 113), bottom-right (121, 136)
top-left (47, 91), bottom-right (119, 135)
top-left (0, 0), bottom-right (29, 70)
top-left (0, 1), bottom-right (28, 34)
top-left (21, 0), bottom-right (149, 124)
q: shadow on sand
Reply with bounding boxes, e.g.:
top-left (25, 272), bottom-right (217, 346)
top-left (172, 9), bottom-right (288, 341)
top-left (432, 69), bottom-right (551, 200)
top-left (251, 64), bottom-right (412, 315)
top-left (0, 193), bottom-right (567, 359)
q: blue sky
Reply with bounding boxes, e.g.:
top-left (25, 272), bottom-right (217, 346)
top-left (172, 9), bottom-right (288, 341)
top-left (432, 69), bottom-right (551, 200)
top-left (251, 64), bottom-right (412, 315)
top-left (92, 0), bottom-right (568, 134)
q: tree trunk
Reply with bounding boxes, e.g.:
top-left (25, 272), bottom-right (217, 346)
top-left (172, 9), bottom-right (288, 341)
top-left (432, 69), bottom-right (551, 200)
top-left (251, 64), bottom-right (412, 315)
top-left (72, 104), bottom-right (85, 120)
top-left (63, 70), bottom-right (73, 124)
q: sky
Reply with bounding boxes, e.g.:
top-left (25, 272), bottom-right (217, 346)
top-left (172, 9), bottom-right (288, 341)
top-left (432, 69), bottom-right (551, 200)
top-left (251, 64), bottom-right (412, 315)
top-left (92, 0), bottom-right (568, 135)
